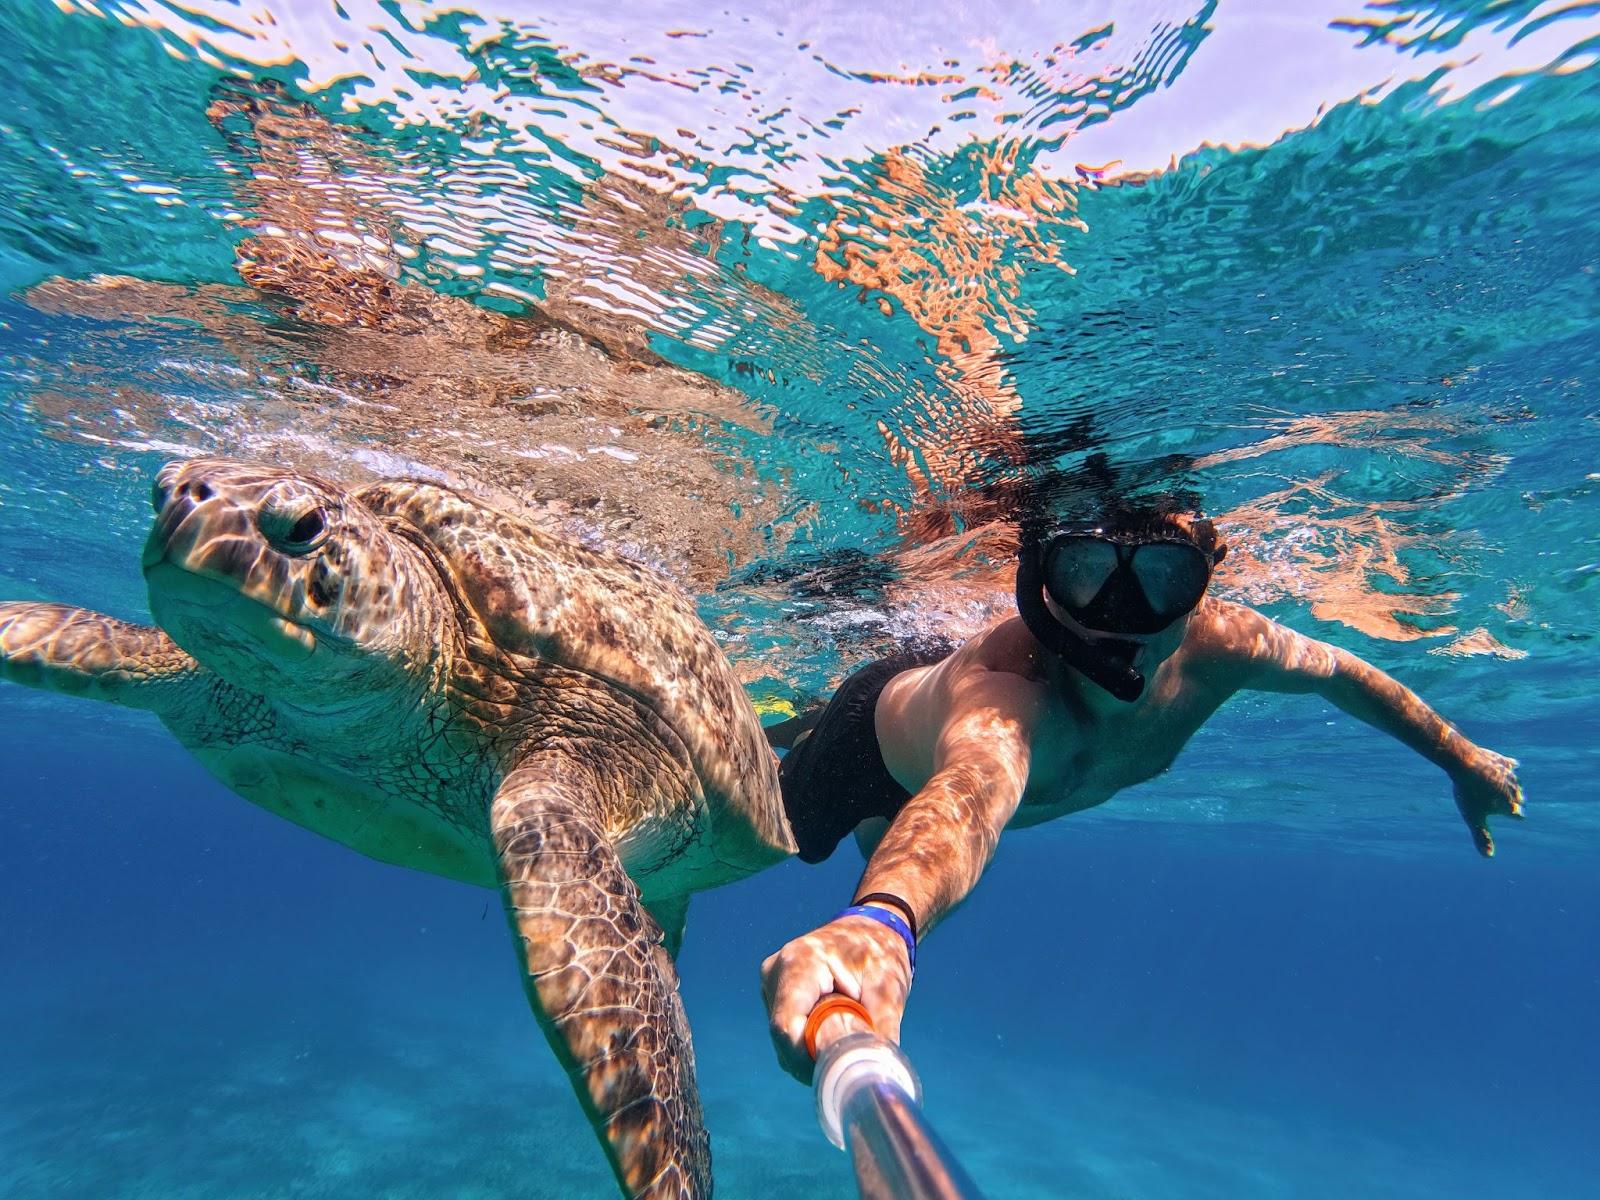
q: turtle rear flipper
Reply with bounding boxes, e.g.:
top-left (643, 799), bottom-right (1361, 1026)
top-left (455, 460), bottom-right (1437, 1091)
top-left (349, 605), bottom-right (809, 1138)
top-left (0, 603), bottom-right (203, 711)
top-left (644, 894), bottom-right (689, 961)
top-left (492, 757), bottom-right (711, 1200)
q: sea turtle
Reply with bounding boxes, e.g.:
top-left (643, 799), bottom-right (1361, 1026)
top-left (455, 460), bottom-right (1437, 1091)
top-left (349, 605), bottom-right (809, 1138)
top-left (0, 458), bottom-right (798, 1199)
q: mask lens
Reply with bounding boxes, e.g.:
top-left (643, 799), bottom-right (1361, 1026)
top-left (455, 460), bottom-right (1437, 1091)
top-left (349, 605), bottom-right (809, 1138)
top-left (1044, 537), bottom-right (1120, 610)
top-left (1130, 542), bottom-right (1210, 620)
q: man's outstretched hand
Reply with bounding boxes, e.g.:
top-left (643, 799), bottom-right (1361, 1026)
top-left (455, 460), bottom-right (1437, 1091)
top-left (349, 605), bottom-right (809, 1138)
top-left (760, 914), bottom-right (913, 1084)
top-left (1452, 747), bottom-right (1524, 857)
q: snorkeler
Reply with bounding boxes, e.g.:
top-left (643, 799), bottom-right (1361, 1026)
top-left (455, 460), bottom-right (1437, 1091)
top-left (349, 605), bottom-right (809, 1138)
top-left (762, 505), bottom-right (1524, 1080)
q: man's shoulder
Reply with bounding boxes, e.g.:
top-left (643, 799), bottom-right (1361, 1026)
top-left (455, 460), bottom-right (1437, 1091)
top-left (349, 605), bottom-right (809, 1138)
top-left (876, 620), bottom-right (1047, 752)
top-left (965, 615), bottom-right (1051, 680)
top-left (1178, 598), bottom-right (1282, 672)
top-left (1189, 597), bottom-right (1274, 641)
top-left (890, 617), bottom-right (1048, 711)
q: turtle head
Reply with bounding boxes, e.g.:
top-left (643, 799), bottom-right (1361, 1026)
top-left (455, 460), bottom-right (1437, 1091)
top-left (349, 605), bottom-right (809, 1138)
top-left (142, 459), bottom-right (446, 707)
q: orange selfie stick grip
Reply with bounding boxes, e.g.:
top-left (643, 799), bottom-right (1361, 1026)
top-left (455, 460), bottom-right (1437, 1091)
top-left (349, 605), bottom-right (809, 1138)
top-left (804, 994), bottom-right (875, 1060)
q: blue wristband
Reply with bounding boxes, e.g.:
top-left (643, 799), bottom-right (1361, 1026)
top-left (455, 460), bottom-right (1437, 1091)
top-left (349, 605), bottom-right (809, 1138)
top-left (834, 904), bottom-right (916, 976)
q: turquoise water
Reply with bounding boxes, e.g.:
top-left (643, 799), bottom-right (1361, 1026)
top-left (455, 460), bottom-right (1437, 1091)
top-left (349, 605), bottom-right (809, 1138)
top-left (2, 1), bottom-right (1598, 1196)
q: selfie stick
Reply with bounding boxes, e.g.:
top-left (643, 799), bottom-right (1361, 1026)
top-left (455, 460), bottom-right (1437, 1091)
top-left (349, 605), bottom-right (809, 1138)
top-left (806, 996), bottom-right (986, 1200)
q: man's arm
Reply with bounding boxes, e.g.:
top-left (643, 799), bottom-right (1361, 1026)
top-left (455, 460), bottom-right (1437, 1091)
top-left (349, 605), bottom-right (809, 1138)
top-left (857, 669), bottom-right (1036, 927)
top-left (760, 668), bottom-right (1039, 1081)
top-left (1212, 602), bottom-right (1523, 856)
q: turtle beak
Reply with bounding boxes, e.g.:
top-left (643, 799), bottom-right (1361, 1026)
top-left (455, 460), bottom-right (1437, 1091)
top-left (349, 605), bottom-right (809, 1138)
top-left (143, 469), bottom-right (211, 571)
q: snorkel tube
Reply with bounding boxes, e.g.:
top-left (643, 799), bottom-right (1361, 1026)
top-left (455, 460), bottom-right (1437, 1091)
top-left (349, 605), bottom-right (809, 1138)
top-left (1015, 538), bottom-right (1146, 703)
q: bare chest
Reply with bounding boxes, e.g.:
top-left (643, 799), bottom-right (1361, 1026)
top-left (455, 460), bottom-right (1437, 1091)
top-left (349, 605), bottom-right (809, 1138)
top-left (1011, 680), bottom-right (1225, 825)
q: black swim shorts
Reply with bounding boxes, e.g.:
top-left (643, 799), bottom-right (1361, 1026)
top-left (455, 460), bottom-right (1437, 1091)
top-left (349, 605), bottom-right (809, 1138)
top-left (778, 646), bottom-right (952, 863)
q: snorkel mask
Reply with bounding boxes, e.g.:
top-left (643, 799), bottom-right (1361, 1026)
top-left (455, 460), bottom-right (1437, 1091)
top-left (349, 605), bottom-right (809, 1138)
top-left (1015, 522), bottom-right (1222, 702)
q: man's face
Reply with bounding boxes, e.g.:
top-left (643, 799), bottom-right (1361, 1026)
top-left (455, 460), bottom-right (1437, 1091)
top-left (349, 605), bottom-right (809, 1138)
top-left (1042, 593), bottom-right (1194, 678)
top-left (1037, 510), bottom-right (1224, 674)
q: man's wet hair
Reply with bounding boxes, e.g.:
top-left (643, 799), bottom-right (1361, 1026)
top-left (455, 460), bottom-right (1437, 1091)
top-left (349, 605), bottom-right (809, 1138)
top-left (1015, 487), bottom-right (1225, 565)
top-left (999, 448), bottom-right (1223, 561)
top-left (1094, 496), bottom-right (1225, 563)
top-left (1088, 491), bottom-right (1198, 529)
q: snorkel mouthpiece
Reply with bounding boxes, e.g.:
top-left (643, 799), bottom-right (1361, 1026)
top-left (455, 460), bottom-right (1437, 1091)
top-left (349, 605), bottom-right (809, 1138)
top-left (1016, 541), bottom-right (1146, 703)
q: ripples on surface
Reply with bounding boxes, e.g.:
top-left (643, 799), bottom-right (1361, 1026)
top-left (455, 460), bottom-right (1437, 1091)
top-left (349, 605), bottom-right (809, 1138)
top-left (0, 0), bottom-right (1597, 843)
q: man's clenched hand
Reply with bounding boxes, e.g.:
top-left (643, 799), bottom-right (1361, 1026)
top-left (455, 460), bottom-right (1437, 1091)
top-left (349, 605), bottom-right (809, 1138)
top-left (760, 914), bottom-right (914, 1083)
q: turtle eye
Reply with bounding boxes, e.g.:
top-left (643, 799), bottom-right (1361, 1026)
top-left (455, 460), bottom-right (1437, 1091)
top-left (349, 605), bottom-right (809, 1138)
top-left (262, 504), bottom-right (330, 555)
top-left (287, 510), bottom-right (325, 546)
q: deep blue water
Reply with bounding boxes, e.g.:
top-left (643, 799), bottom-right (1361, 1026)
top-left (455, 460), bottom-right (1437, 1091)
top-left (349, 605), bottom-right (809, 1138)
top-left (3, 722), bottom-right (1596, 1197)
top-left (3, 0), bottom-right (1600, 1196)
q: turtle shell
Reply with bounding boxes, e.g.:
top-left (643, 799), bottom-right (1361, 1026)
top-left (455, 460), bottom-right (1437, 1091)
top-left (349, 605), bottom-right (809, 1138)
top-left (356, 479), bottom-right (794, 871)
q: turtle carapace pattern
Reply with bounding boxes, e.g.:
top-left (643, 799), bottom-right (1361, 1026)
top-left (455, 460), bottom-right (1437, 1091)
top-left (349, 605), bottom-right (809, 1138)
top-left (0, 458), bottom-right (798, 1199)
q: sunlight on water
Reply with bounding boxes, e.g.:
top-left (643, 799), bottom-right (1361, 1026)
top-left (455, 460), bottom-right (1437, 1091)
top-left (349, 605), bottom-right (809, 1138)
top-left (2, 1), bottom-right (1595, 750)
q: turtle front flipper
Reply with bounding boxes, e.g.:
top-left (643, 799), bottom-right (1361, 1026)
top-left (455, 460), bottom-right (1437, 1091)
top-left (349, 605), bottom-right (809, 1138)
top-left (0, 603), bottom-right (203, 712)
top-left (491, 757), bottom-right (711, 1200)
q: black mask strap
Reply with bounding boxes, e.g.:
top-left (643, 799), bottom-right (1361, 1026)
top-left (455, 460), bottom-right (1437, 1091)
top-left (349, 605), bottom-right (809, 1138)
top-left (1015, 541), bottom-right (1146, 703)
